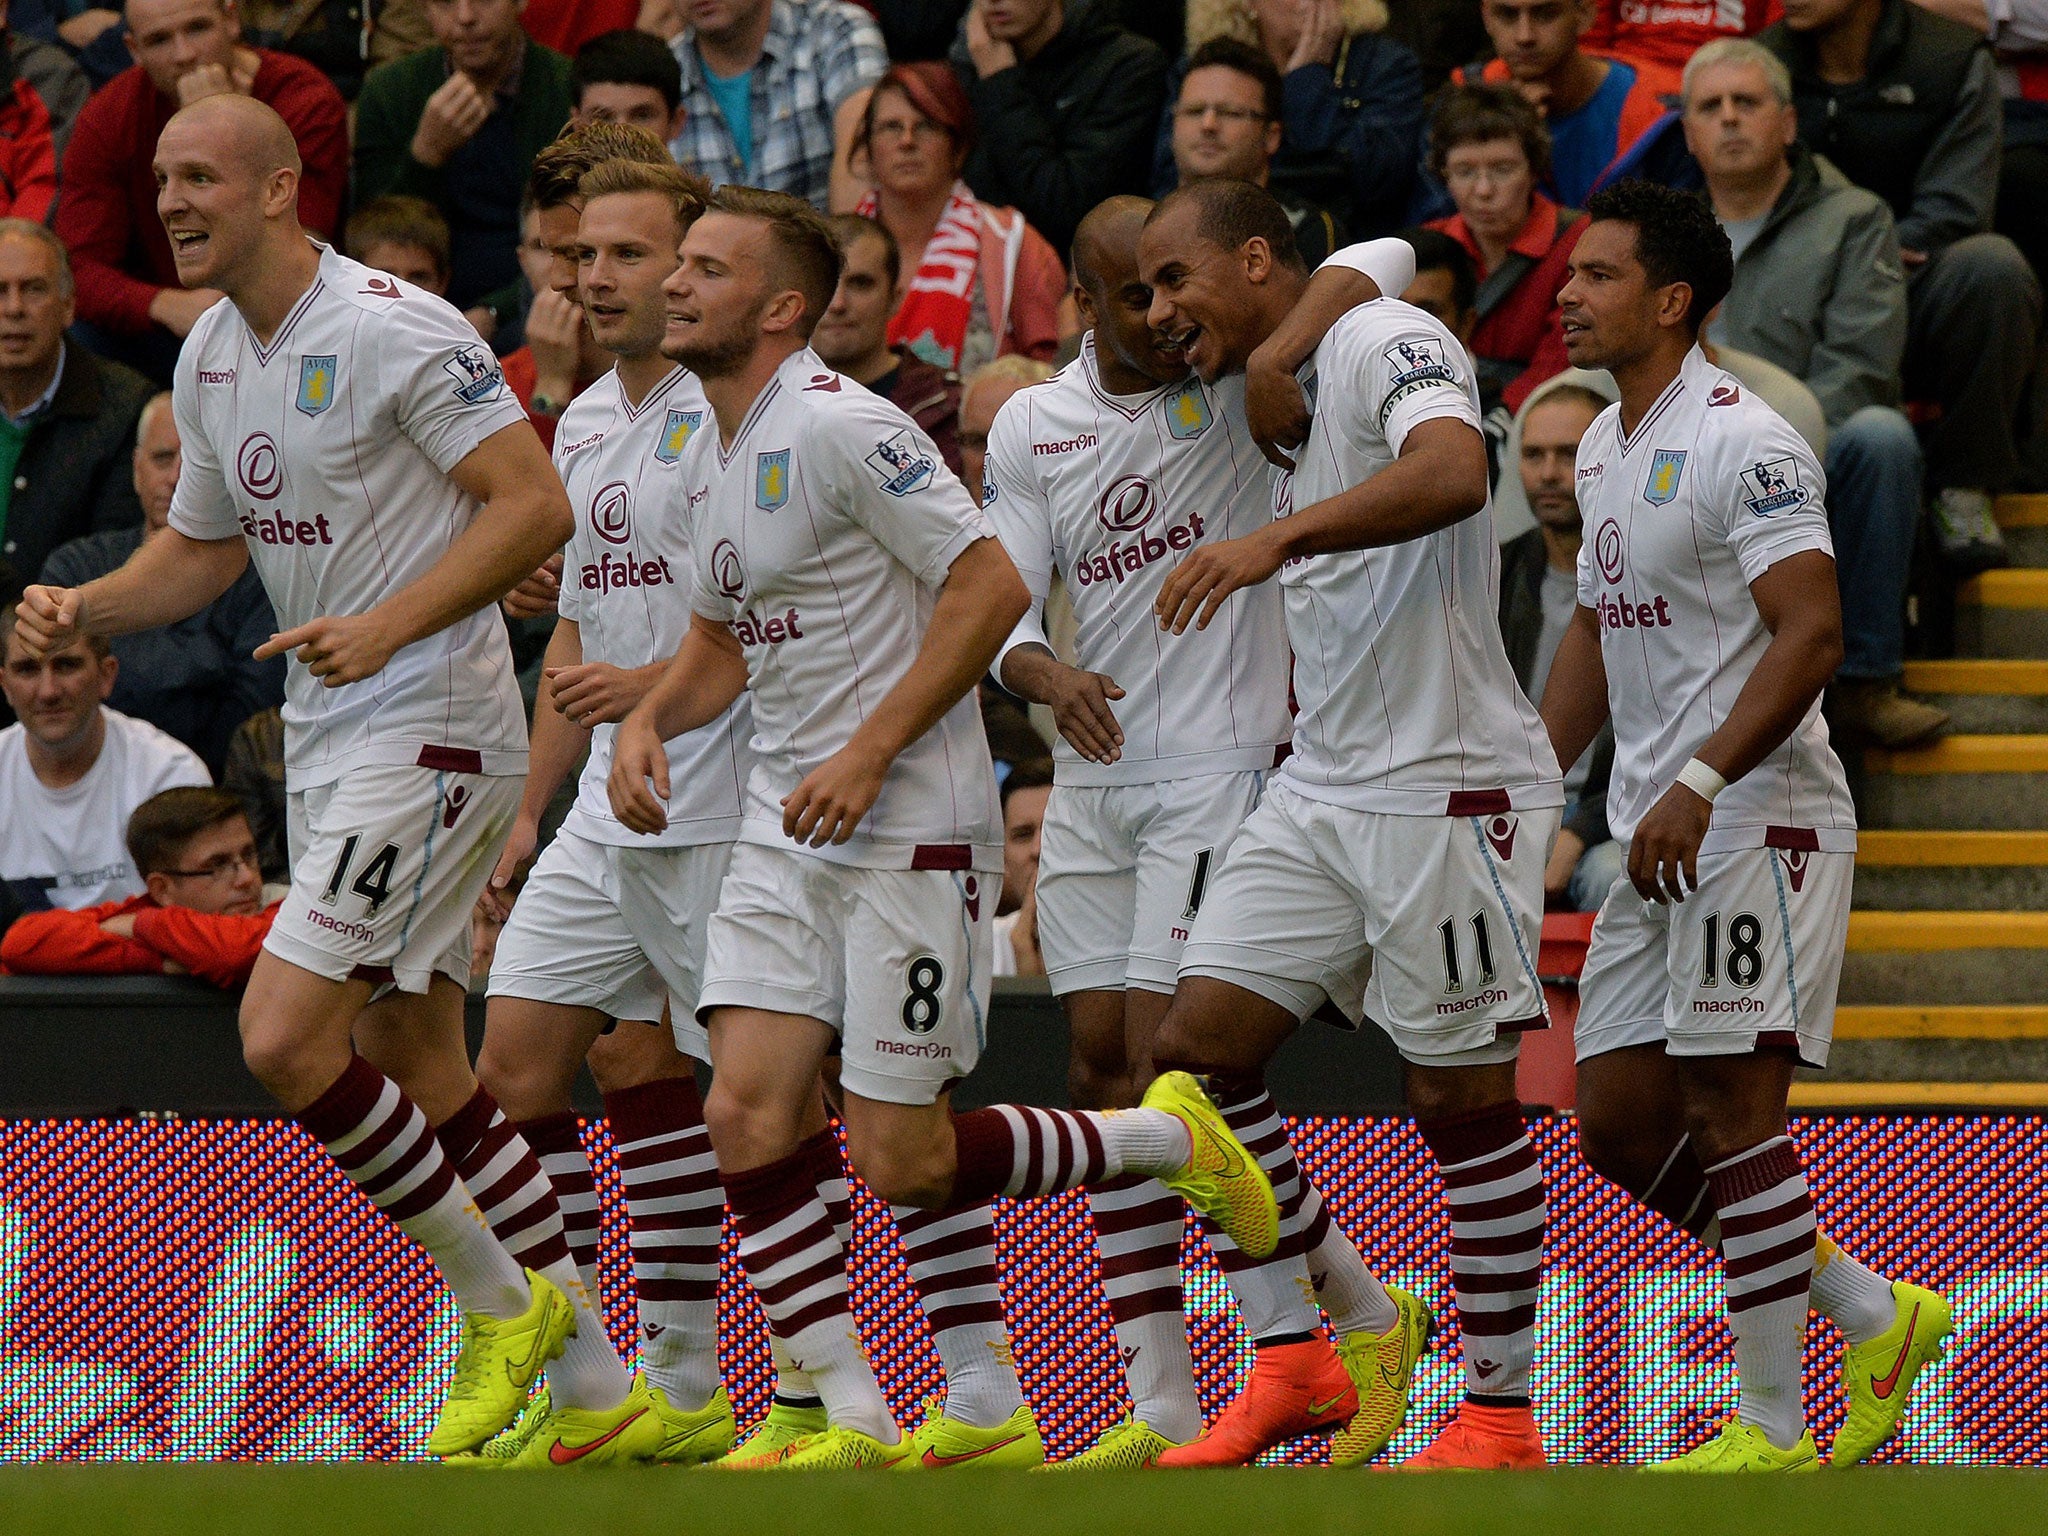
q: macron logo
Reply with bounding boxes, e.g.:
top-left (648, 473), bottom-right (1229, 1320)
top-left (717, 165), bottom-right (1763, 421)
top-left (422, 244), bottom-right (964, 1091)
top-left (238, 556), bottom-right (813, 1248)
top-left (1033, 432), bottom-right (1096, 457)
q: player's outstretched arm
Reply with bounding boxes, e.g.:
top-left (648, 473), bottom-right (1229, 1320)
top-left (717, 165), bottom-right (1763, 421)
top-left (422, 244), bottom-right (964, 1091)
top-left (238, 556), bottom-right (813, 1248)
top-left (1628, 549), bottom-right (1844, 904)
top-left (999, 642), bottom-right (1125, 766)
top-left (1243, 239), bottom-right (1413, 467)
top-left (1538, 604), bottom-right (1611, 775)
top-left (606, 614), bottom-right (750, 836)
top-left (481, 617), bottom-right (593, 921)
top-left (255, 422), bottom-right (575, 686)
top-left (784, 536), bottom-right (1029, 847)
top-left (1157, 416), bottom-right (1487, 634)
top-left (15, 531), bottom-right (249, 659)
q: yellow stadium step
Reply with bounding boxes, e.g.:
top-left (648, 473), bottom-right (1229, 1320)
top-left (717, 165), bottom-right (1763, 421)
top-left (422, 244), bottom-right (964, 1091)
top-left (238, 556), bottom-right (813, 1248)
top-left (1840, 910), bottom-right (2048, 1006)
top-left (1955, 568), bottom-right (2048, 657)
top-left (1901, 658), bottom-right (2048, 695)
top-left (1994, 493), bottom-right (2048, 527)
top-left (1835, 1005), bottom-right (2048, 1039)
top-left (1846, 910), bottom-right (2048, 950)
top-left (1858, 735), bottom-right (2048, 831)
top-left (1789, 1081), bottom-right (2048, 1109)
top-left (1856, 830), bottom-right (2048, 865)
top-left (1853, 832), bottom-right (2048, 910)
top-left (1958, 569), bottom-right (2048, 608)
top-left (1862, 734), bottom-right (2048, 774)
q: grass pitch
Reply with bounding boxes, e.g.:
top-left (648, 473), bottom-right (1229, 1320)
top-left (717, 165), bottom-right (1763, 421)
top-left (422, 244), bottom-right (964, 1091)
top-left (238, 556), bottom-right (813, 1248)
top-left (4, 1467), bottom-right (2046, 1536)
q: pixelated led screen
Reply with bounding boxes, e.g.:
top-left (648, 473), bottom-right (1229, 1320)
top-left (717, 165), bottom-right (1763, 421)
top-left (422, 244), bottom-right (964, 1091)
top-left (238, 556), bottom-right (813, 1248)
top-left (0, 1116), bottom-right (2041, 1464)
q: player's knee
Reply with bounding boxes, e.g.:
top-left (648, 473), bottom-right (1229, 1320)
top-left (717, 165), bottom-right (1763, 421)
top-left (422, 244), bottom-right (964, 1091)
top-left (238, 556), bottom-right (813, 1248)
top-left (473, 1037), bottom-right (567, 1122)
top-left (1068, 1051), bottom-right (1130, 1111)
top-left (238, 1009), bottom-right (339, 1106)
top-left (1573, 1100), bottom-right (1658, 1194)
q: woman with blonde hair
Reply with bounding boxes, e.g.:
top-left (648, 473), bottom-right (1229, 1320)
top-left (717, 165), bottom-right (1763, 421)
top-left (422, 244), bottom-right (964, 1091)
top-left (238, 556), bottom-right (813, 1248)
top-left (1154, 0), bottom-right (1426, 237)
top-left (849, 60), bottom-right (1068, 376)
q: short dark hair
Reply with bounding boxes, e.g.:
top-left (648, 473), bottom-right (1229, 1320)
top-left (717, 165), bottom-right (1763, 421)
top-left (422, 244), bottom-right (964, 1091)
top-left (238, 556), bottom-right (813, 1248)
top-left (127, 787), bottom-right (250, 877)
top-left (344, 195), bottom-right (450, 277)
top-left (828, 213), bottom-right (900, 289)
top-left (572, 28), bottom-right (683, 114)
top-left (1182, 36), bottom-right (1283, 122)
top-left (1400, 226), bottom-right (1477, 317)
top-left (527, 120), bottom-right (673, 211)
top-left (1583, 179), bottom-right (1733, 334)
top-left (1429, 83), bottom-right (1552, 186)
top-left (708, 186), bottom-right (843, 337)
top-left (1147, 177), bottom-right (1302, 273)
top-left (1000, 757), bottom-right (1055, 809)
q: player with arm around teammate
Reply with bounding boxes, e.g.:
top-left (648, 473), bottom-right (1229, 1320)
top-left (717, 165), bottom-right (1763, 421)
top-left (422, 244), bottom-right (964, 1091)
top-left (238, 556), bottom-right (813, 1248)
top-left (1138, 179), bottom-right (1565, 1469)
top-left (605, 187), bottom-right (1280, 1471)
top-left (981, 195), bottom-right (1437, 1469)
top-left (14, 95), bottom-right (583, 1459)
top-left (1542, 180), bottom-right (1951, 1472)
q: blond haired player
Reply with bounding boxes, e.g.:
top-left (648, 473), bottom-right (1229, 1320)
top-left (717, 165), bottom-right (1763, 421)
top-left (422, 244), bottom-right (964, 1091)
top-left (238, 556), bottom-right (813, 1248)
top-left (14, 95), bottom-right (579, 1457)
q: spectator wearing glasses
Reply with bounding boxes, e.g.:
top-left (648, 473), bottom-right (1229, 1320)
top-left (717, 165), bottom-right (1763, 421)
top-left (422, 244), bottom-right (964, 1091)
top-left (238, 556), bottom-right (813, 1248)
top-left (848, 60), bottom-right (1065, 373)
top-left (1163, 36), bottom-right (1346, 267)
top-left (41, 392), bottom-right (286, 775)
top-left (0, 785), bottom-right (281, 986)
top-left (1156, 0), bottom-right (1425, 238)
top-left (0, 615), bottom-right (209, 927)
top-left (1424, 83), bottom-right (1580, 412)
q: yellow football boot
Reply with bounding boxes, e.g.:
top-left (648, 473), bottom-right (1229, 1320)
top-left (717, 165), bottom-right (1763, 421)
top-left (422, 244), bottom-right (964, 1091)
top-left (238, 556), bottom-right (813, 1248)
top-left (427, 1270), bottom-right (574, 1458)
top-left (1142, 1072), bottom-right (1278, 1260)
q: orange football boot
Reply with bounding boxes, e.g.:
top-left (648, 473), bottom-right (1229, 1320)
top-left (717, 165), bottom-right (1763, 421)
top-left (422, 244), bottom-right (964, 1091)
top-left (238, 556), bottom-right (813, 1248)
top-left (1154, 1339), bottom-right (1359, 1468)
top-left (1402, 1400), bottom-right (1546, 1469)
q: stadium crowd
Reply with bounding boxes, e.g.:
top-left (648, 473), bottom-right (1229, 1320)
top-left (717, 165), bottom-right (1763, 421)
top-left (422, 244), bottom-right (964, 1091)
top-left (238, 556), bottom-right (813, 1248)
top-left (0, 0), bottom-right (2043, 929)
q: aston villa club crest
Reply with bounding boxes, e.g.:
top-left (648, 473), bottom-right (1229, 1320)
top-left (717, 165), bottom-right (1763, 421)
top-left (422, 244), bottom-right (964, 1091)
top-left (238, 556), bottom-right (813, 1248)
top-left (1644, 449), bottom-right (1686, 506)
top-left (1164, 381), bottom-right (1211, 440)
top-left (296, 354), bottom-right (337, 417)
top-left (656, 408), bottom-right (703, 464)
top-left (755, 448), bottom-right (790, 510)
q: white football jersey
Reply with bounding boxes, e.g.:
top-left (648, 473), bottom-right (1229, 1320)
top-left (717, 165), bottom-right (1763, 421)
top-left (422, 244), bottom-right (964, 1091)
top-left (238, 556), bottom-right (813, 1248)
top-left (681, 348), bottom-right (1003, 873)
top-left (1279, 299), bottom-right (1561, 815)
top-left (168, 244), bottom-right (529, 789)
top-left (1574, 346), bottom-right (1856, 854)
top-left (982, 336), bottom-right (1290, 787)
top-left (554, 366), bottom-right (752, 847)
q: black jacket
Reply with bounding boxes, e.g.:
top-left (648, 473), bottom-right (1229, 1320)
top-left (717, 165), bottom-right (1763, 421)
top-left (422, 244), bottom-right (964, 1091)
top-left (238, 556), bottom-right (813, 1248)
top-left (952, 3), bottom-right (1169, 255)
top-left (1499, 528), bottom-right (1611, 849)
top-left (2, 345), bottom-right (148, 581)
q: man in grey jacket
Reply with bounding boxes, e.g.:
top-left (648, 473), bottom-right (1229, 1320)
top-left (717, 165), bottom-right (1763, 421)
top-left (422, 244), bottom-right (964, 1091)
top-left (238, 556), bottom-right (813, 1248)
top-left (1686, 39), bottom-right (1948, 748)
top-left (1766, 0), bottom-right (2038, 573)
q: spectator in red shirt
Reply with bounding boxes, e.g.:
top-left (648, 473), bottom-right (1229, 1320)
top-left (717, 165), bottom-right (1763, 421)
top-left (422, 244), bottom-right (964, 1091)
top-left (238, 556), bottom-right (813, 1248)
top-left (1587, 0), bottom-right (1781, 100)
top-left (1, 785), bottom-right (279, 987)
top-left (1425, 84), bottom-right (1581, 412)
top-left (52, 0), bottom-right (348, 378)
top-left (0, 14), bottom-right (56, 222)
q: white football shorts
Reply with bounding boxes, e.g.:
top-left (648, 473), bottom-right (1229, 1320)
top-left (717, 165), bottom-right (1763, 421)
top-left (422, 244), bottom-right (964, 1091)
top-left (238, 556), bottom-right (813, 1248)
top-left (1035, 769), bottom-right (1265, 996)
top-left (487, 827), bottom-right (733, 1061)
top-left (697, 840), bottom-right (996, 1105)
top-left (267, 762), bottom-right (520, 995)
top-left (1575, 843), bottom-right (1851, 1069)
top-left (1178, 780), bottom-right (1555, 1065)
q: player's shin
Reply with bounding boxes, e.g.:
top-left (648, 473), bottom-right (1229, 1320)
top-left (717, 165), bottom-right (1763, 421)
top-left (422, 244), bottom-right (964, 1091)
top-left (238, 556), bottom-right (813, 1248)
top-left (519, 1112), bottom-right (603, 1294)
top-left (303, 1057), bottom-right (530, 1319)
top-left (1416, 1103), bottom-right (1546, 1407)
top-left (1706, 1136), bottom-right (1816, 1451)
top-left (892, 1203), bottom-right (1027, 1428)
top-left (437, 1085), bottom-right (630, 1411)
top-left (725, 1143), bottom-right (898, 1442)
top-left (605, 1077), bottom-right (723, 1412)
top-left (1087, 1175), bottom-right (1202, 1443)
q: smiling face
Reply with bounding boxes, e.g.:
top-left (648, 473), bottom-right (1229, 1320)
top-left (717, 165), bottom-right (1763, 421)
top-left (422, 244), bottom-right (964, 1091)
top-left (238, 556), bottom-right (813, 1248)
top-left (660, 210), bottom-right (777, 377)
top-left (0, 233), bottom-right (71, 379)
top-left (126, 0), bottom-right (240, 99)
top-left (578, 190), bottom-right (686, 361)
top-left (153, 113), bottom-right (277, 294)
top-left (1136, 198), bottom-right (1262, 385)
top-left (1075, 218), bottom-right (1186, 390)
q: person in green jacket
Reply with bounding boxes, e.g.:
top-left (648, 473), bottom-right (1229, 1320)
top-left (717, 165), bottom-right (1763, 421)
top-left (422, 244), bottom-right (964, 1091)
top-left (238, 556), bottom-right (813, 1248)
top-left (352, 0), bottom-right (572, 335)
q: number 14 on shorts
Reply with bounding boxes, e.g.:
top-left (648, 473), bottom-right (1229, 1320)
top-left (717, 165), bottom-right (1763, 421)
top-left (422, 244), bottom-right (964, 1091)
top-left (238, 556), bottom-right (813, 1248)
top-left (320, 833), bottom-right (401, 914)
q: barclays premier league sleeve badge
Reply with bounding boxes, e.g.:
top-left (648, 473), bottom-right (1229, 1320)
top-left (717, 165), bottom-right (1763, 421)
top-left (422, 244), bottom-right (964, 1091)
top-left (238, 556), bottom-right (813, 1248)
top-left (865, 429), bottom-right (936, 497)
top-left (1739, 456), bottom-right (1808, 517)
top-left (442, 344), bottom-right (505, 404)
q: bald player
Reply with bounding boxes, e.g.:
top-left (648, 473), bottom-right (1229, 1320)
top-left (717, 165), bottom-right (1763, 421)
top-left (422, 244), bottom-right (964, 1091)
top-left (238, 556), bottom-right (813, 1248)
top-left (980, 196), bottom-right (1432, 1468)
top-left (14, 95), bottom-right (589, 1459)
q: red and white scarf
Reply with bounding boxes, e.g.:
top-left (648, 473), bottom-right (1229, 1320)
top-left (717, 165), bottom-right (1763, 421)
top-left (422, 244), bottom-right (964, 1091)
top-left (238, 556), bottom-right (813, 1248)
top-left (857, 180), bottom-right (982, 370)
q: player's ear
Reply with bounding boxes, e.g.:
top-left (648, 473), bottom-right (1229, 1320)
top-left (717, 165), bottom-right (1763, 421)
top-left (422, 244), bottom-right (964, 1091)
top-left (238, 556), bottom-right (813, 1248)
top-left (1658, 279), bottom-right (1694, 333)
top-left (1241, 235), bottom-right (1273, 285)
top-left (265, 165), bottom-right (299, 220)
top-left (763, 286), bottom-right (809, 337)
top-left (145, 869), bottom-right (175, 907)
